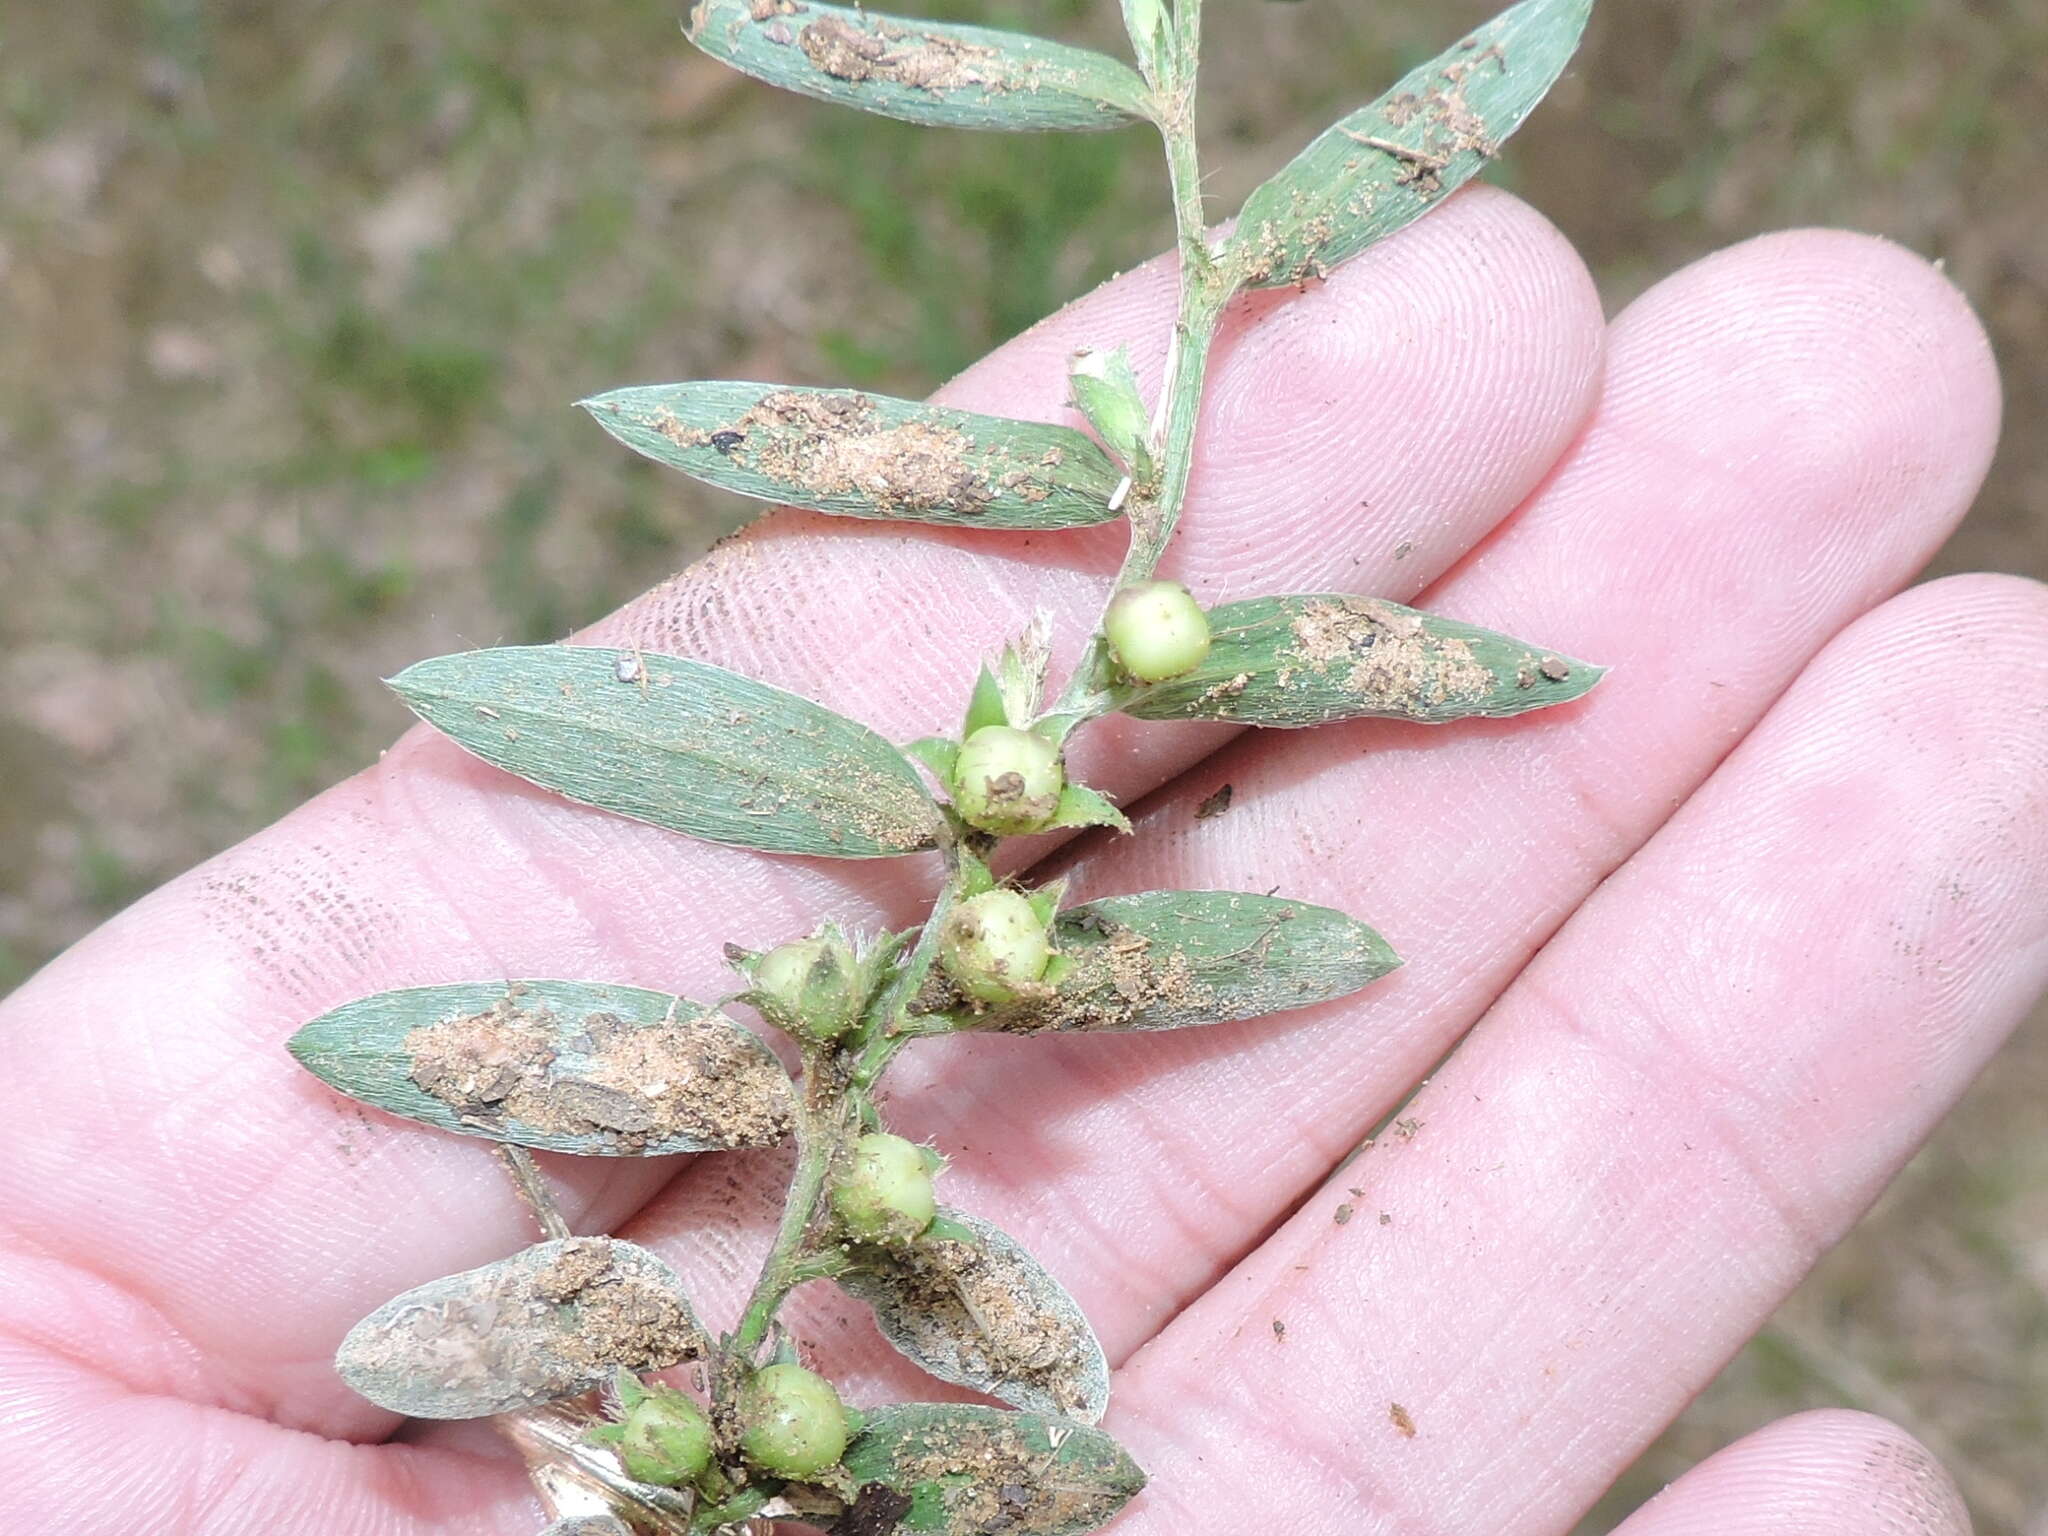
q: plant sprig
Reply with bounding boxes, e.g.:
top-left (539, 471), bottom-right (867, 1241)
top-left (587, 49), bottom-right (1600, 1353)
top-left (285, 0), bottom-right (1598, 1531)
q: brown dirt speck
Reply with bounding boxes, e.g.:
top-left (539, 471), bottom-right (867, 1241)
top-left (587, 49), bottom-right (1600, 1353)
top-left (1390, 1401), bottom-right (1417, 1438)
top-left (1288, 597), bottom-right (1493, 714)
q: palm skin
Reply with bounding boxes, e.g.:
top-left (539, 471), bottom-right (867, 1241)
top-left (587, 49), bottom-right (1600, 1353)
top-left (0, 188), bottom-right (2035, 1536)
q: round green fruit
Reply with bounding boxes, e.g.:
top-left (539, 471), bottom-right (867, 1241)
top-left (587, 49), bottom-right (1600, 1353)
top-left (938, 888), bottom-right (1052, 1005)
top-left (951, 725), bottom-right (1064, 836)
top-left (752, 931), bottom-right (859, 1041)
top-left (616, 1389), bottom-right (713, 1487)
top-left (831, 1132), bottom-right (938, 1244)
top-left (1104, 579), bottom-right (1211, 682)
top-left (737, 1363), bottom-right (850, 1480)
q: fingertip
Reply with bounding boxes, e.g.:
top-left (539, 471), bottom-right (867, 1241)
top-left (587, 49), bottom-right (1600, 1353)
top-left (1605, 227), bottom-right (2001, 547)
top-left (1616, 1409), bottom-right (1970, 1536)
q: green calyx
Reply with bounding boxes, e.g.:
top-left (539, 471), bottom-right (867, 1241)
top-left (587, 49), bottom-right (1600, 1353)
top-left (737, 1362), bottom-right (850, 1480)
top-left (1105, 580), bottom-right (1212, 683)
top-left (588, 1376), bottom-right (714, 1489)
top-left (938, 887), bottom-right (1054, 1005)
top-left (950, 724), bottom-right (1066, 836)
top-left (745, 928), bottom-right (863, 1041)
top-left (832, 1132), bottom-right (939, 1244)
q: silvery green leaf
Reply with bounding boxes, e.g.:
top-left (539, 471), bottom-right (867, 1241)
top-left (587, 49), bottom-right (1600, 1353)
top-left (391, 645), bottom-right (943, 858)
top-left (839, 1206), bottom-right (1109, 1422)
top-left (581, 383), bottom-right (1123, 530)
top-left (957, 890), bottom-right (1399, 1033)
top-left (288, 980), bottom-right (794, 1155)
top-left (1229, 0), bottom-right (1593, 288)
top-left (902, 735), bottom-right (959, 783)
top-left (1067, 346), bottom-right (1152, 477)
top-left (337, 1239), bottom-right (707, 1419)
top-left (1045, 782), bottom-right (1129, 834)
top-left (684, 0), bottom-right (1149, 132)
top-left (835, 1404), bottom-right (1144, 1536)
top-left (1118, 594), bottom-right (1602, 727)
top-left (540, 1520), bottom-right (633, 1536)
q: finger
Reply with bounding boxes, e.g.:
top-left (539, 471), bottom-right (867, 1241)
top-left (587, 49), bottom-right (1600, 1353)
top-left (1609, 1411), bottom-right (1971, 1536)
top-left (0, 185), bottom-right (1602, 1453)
top-left (617, 228), bottom-right (2004, 1403)
top-left (1106, 572), bottom-right (2048, 1534)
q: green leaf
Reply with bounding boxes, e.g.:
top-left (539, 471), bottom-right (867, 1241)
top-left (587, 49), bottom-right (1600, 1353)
top-left (1046, 782), bottom-right (1129, 834)
top-left (903, 735), bottom-right (960, 784)
top-left (836, 1404), bottom-right (1143, 1536)
top-left (542, 1518), bottom-right (634, 1536)
top-left (1228, 0), bottom-right (1593, 288)
top-left (336, 1239), bottom-right (708, 1419)
top-left (684, 0), bottom-right (1150, 132)
top-left (955, 890), bottom-right (1399, 1034)
top-left (391, 645), bottom-right (943, 858)
top-left (961, 666), bottom-right (1008, 739)
top-left (581, 383), bottom-right (1124, 530)
top-left (839, 1206), bottom-right (1110, 1422)
top-left (288, 980), bottom-right (795, 1155)
top-left (1067, 346), bottom-right (1152, 479)
top-left (1116, 594), bottom-right (1603, 727)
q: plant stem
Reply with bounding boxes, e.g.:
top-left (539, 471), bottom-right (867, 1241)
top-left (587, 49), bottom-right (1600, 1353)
top-left (728, 1071), bottom-right (844, 1361)
top-left (1115, 0), bottom-right (1231, 589)
top-left (496, 1145), bottom-right (572, 1242)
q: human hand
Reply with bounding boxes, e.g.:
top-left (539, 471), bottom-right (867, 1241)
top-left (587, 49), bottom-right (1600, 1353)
top-left (0, 187), bottom-right (2034, 1536)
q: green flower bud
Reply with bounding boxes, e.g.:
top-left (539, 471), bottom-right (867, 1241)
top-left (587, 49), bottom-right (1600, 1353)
top-left (751, 929), bottom-right (861, 1041)
top-left (1105, 579), bottom-right (1212, 683)
top-left (615, 1387), bottom-right (714, 1487)
top-left (831, 1131), bottom-right (938, 1244)
top-left (938, 888), bottom-right (1053, 1005)
top-left (737, 1363), bottom-right (849, 1480)
top-left (951, 725), bottom-right (1065, 836)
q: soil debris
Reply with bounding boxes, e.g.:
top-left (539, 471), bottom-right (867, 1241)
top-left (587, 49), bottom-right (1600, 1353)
top-left (1194, 783), bottom-right (1235, 820)
top-left (853, 1413), bottom-right (1130, 1534)
top-left (336, 1238), bottom-right (704, 1418)
top-left (842, 1218), bottom-right (1103, 1419)
top-left (797, 15), bottom-right (1004, 95)
top-left (1287, 597), bottom-right (1492, 714)
top-left (1390, 1402), bottom-right (1417, 1438)
top-left (1334, 1203), bottom-right (1354, 1226)
top-left (659, 390), bottom-right (1016, 516)
top-left (405, 989), bottom-right (792, 1152)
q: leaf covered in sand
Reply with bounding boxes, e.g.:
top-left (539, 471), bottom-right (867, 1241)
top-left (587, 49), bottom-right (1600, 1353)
top-left (581, 383), bottom-right (1125, 531)
top-left (835, 1404), bottom-right (1144, 1536)
top-left (1228, 0), bottom-right (1593, 288)
top-left (839, 1206), bottom-right (1109, 1422)
top-left (1116, 594), bottom-right (1603, 727)
top-left (539, 1520), bottom-right (633, 1536)
top-left (288, 980), bottom-right (794, 1155)
top-left (950, 890), bottom-right (1399, 1034)
top-left (336, 1238), bottom-right (708, 1420)
top-left (684, 0), bottom-right (1149, 133)
top-left (391, 645), bottom-right (943, 858)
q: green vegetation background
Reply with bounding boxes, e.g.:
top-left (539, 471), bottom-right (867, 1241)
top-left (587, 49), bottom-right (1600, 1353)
top-left (2, 0), bottom-right (2042, 1526)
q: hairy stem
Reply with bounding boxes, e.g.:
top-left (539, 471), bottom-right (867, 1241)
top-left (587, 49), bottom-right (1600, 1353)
top-left (496, 1145), bottom-right (573, 1242)
top-left (728, 1069), bottom-right (845, 1361)
top-left (1115, 0), bottom-right (1231, 588)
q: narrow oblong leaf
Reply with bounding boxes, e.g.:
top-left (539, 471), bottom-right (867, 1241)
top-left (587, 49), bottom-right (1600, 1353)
top-left (684, 0), bottom-right (1149, 132)
top-left (581, 383), bottom-right (1124, 530)
top-left (1119, 593), bottom-right (1603, 727)
top-left (839, 1206), bottom-right (1110, 1422)
top-left (540, 1520), bottom-right (633, 1536)
top-left (391, 645), bottom-right (943, 858)
top-left (337, 1239), bottom-right (708, 1419)
top-left (1228, 0), bottom-right (1593, 288)
top-left (289, 980), bottom-right (794, 1155)
top-left (953, 890), bottom-right (1399, 1034)
top-left (836, 1404), bottom-right (1143, 1536)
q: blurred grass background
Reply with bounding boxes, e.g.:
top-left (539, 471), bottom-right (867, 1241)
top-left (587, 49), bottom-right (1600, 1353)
top-left (2, 0), bottom-right (2042, 1526)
